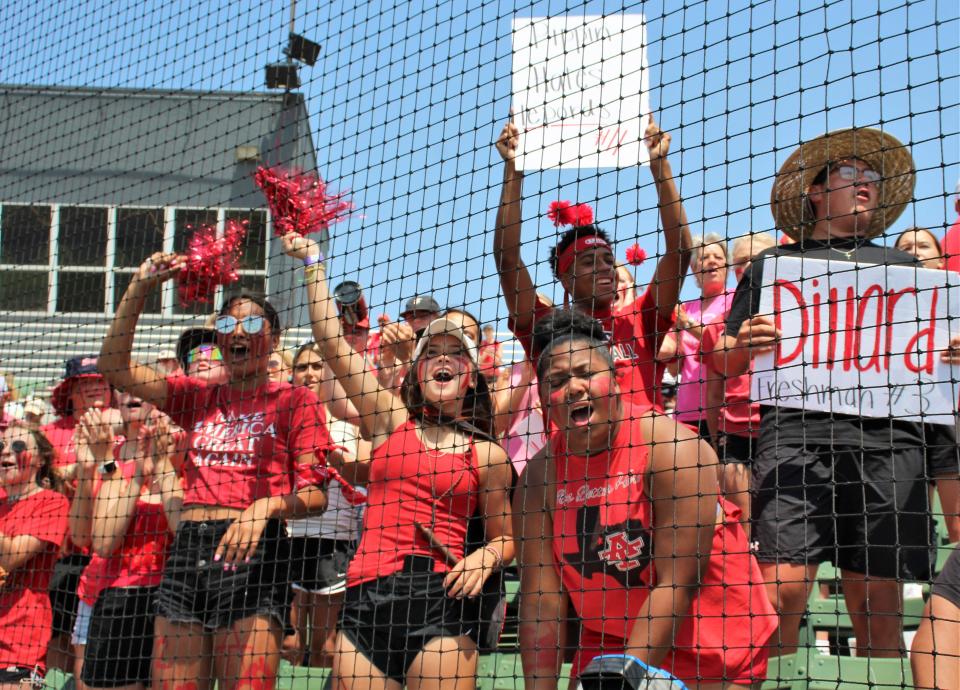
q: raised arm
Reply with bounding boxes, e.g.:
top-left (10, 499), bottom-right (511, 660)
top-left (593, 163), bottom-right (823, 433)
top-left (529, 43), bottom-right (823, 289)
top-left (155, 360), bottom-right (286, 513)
top-left (99, 253), bottom-right (184, 408)
top-left (645, 116), bottom-right (693, 319)
top-left (282, 233), bottom-right (402, 441)
top-left (514, 449), bottom-right (568, 690)
top-left (494, 117), bottom-right (539, 334)
top-left (628, 415), bottom-right (718, 667)
top-left (69, 408), bottom-right (113, 550)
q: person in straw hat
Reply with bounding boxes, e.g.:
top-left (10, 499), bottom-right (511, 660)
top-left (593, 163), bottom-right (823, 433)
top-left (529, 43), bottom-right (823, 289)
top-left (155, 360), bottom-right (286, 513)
top-left (712, 127), bottom-right (960, 658)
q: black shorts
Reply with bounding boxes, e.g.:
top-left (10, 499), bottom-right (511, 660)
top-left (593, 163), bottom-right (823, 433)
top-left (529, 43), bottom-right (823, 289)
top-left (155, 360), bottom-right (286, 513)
top-left (752, 443), bottom-right (933, 580)
top-left (924, 423), bottom-right (960, 478)
top-left (49, 552), bottom-right (92, 636)
top-left (81, 586), bottom-right (156, 688)
top-left (931, 546), bottom-right (960, 609)
top-left (0, 666), bottom-right (43, 684)
top-left (340, 555), bottom-right (479, 684)
top-left (716, 432), bottom-right (754, 465)
top-left (289, 537), bottom-right (354, 595)
top-left (155, 518), bottom-right (291, 631)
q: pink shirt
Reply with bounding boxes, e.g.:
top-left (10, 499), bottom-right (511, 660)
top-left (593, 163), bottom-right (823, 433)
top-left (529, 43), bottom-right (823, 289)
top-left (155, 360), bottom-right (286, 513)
top-left (674, 291), bottom-right (734, 423)
top-left (944, 216), bottom-right (960, 273)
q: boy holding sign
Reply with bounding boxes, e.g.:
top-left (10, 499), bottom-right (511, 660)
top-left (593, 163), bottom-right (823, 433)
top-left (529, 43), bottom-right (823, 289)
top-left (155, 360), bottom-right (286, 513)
top-left (714, 128), bottom-right (960, 657)
top-left (492, 114), bottom-right (690, 413)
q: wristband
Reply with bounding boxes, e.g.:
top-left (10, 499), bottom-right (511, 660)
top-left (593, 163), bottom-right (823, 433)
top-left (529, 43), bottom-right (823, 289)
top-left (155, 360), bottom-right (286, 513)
top-left (303, 253), bottom-right (324, 267)
top-left (482, 545), bottom-right (503, 570)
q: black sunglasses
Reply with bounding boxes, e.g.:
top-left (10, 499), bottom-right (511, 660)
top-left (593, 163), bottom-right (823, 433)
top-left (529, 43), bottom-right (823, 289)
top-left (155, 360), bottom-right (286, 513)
top-left (0, 440), bottom-right (28, 455)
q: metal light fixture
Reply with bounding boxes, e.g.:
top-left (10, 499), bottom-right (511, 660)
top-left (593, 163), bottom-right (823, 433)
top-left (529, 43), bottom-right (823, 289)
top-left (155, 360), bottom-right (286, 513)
top-left (287, 33), bottom-right (321, 66)
top-left (265, 62), bottom-right (300, 90)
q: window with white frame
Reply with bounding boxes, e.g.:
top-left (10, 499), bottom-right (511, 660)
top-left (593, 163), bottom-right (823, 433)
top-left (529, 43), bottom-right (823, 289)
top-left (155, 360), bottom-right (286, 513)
top-left (0, 204), bottom-right (268, 315)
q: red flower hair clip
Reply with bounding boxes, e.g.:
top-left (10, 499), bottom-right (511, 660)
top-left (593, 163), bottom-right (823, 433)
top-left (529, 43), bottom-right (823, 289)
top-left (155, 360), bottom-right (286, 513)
top-left (176, 220), bottom-right (247, 306)
top-left (625, 243), bottom-right (647, 266)
top-left (546, 200), bottom-right (594, 227)
top-left (254, 166), bottom-right (353, 237)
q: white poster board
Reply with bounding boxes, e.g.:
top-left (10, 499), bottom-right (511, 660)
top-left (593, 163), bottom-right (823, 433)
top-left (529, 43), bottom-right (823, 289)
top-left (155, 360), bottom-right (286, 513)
top-left (511, 15), bottom-right (649, 170)
top-left (752, 256), bottom-right (960, 425)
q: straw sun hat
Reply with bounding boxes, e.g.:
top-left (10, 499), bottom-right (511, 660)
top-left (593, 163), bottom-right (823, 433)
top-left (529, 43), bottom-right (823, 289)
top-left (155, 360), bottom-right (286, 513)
top-left (770, 128), bottom-right (916, 241)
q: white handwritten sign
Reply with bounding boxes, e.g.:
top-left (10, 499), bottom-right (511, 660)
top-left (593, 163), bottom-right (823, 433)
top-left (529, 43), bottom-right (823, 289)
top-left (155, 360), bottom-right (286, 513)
top-left (752, 256), bottom-right (960, 425)
top-left (511, 15), bottom-right (650, 170)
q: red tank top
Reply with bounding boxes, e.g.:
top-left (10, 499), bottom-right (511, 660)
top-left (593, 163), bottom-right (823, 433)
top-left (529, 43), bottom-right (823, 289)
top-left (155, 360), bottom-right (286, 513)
top-left (552, 416), bottom-right (656, 639)
top-left (348, 420), bottom-right (479, 585)
top-left (77, 464), bottom-right (172, 605)
top-left (551, 415), bottom-right (778, 660)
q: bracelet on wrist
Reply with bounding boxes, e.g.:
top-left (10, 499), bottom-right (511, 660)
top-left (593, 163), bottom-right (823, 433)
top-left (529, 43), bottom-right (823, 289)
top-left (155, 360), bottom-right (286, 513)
top-left (302, 253), bottom-right (324, 267)
top-left (482, 545), bottom-right (503, 570)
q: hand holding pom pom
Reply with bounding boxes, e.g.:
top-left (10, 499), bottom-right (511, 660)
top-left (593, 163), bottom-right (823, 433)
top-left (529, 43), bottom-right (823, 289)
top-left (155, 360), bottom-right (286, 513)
top-left (255, 166), bottom-right (353, 238)
top-left (626, 243), bottom-right (647, 266)
top-left (176, 220), bottom-right (247, 306)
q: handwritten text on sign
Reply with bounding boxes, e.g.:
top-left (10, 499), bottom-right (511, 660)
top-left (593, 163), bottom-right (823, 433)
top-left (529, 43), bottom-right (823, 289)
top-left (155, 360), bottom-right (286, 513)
top-left (511, 15), bottom-right (649, 170)
top-left (752, 257), bottom-right (959, 425)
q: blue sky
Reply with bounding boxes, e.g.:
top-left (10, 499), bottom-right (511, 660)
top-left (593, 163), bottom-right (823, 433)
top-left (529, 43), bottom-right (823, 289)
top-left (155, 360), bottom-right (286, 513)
top-left (3, 0), bottom-right (958, 328)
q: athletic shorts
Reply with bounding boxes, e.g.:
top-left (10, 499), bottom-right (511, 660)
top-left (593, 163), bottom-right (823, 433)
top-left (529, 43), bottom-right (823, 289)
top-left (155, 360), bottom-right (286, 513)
top-left (752, 443), bottom-right (933, 580)
top-left (716, 432), bottom-right (754, 465)
top-left (81, 586), bottom-right (156, 688)
top-left (571, 623), bottom-right (769, 687)
top-left (289, 537), bottom-right (354, 595)
top-left (931, 546), bottom-right (960, 609)
top-left (0, 666), bottom-right (43, 685)
top-left (49, 552), bottom-right (91, 636)
top-left (339, 555), bottom-right (479, 684)
top-left (71, 599), bottom-right (94, 646)
top-left (156, 518), bottom-right (291, 631)
top-left (925, 424), bottom-right (960, 478)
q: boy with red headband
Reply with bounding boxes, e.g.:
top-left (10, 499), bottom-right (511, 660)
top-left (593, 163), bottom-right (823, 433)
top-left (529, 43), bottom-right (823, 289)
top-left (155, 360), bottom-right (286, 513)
top-left (493, 115), bottom-right (691, 411)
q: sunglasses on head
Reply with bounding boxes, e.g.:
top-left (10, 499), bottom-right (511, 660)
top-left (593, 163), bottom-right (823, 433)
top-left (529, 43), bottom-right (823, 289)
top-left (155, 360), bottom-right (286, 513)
top-left (832, 164), bottom-right (881, 185)
top-left (0, 440), bottom-right (28, 455)
top-left (186, 344), bottom-right (223, 364)
top-left (214, 315), bottom-right (265, 336)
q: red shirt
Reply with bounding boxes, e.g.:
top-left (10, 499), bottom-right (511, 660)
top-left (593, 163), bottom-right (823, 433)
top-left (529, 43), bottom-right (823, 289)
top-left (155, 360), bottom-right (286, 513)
top-left (77, 463), bottom-right (172, 605)
top-left (945, 216), bottom-right (960, 273)
top-left (700, 323), bottom-right (759, 437)
top-left (162, 376), bottom-right (334, 510)
top-left (348, 420), bottom-right (479, 585)
top-left (509, 287), bottom-right (674, 409)
top-left (0, 489), bottom-right (69, 672)
top-left (550, 416), bottom-right (776, 683)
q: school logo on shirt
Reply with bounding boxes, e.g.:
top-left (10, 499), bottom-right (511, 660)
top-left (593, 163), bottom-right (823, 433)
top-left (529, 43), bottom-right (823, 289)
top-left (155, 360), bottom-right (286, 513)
top-left (597, 531), bottom-right (646, 571)
top-left (562, 504), bottom-right (652, 588)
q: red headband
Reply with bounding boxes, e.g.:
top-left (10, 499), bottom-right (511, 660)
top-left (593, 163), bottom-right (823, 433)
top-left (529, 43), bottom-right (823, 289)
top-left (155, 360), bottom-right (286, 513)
top-left (556, 235), bottom-right (612, 275)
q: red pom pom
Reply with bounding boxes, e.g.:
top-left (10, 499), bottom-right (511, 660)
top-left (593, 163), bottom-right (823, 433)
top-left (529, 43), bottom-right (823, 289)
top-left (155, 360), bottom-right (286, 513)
top-left (547, 200), bottom-right (572, 227)
top-left (176, 219), bottom-right (247, 306)
top-left (572, 203), bottom-right (594, 226)
top-left (254, 166), bottom-right (353, 237)
top-left (626, 243), bottom-right (647, 266)
top-left (547, 200), bottom-right (595, 227)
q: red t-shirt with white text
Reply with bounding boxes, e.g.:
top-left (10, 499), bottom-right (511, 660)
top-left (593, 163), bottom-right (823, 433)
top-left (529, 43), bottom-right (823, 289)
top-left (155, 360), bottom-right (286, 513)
top-left (163, 377), bottom-right (333, 510)
top-left (0, 489), bottom-right (69, 672)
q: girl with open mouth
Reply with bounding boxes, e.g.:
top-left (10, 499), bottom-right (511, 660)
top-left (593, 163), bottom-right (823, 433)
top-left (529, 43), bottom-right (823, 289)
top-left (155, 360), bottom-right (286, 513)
top-left (283, 231), bottom-right (514, 690)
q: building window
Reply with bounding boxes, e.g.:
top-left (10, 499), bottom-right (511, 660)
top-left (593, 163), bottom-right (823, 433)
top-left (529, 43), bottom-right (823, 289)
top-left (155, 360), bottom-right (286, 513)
top-left (0, 204), bottom-right (268, 315)
top-left (0, 205), bottom-right (50, 311)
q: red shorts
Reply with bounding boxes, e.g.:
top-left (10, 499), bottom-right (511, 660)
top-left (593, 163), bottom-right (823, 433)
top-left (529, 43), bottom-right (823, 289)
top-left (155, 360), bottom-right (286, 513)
top-left (571, 624), bottom-right (769, 687)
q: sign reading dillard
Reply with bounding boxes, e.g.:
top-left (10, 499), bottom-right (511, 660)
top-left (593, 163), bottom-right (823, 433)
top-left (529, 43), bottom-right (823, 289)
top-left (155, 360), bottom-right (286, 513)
top-left (752, 256), bottom-right (960, 426)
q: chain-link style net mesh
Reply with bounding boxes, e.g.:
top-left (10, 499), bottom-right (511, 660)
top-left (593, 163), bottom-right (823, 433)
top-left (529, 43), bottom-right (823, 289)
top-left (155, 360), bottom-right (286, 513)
top-left (0, 1), bottom-right (957, 689)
